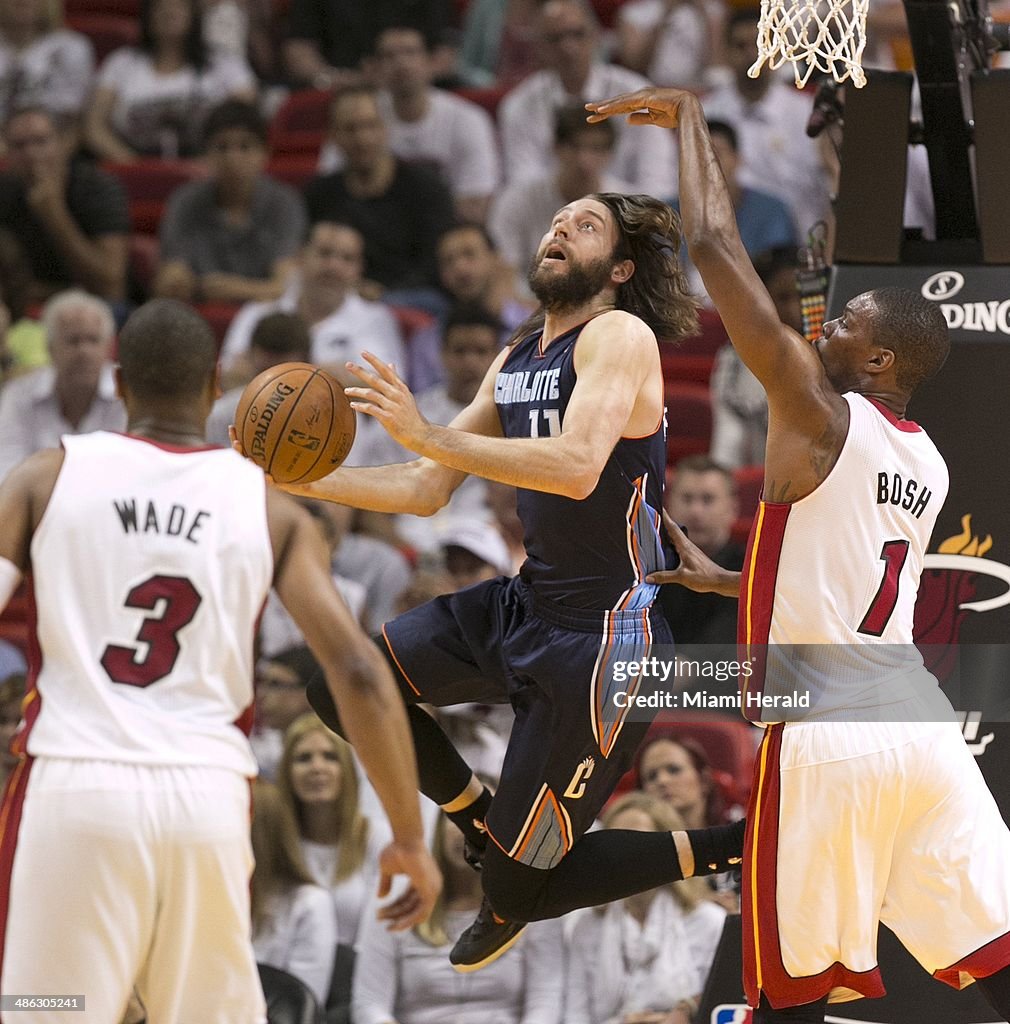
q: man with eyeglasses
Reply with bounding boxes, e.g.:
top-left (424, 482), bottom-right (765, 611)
top-left (251, 645), bottom-right (317, 780)
top-left (498, 0), bottom-right (676, 198)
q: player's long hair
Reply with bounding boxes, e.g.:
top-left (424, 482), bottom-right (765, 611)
top-left (509, 193), bottom-right (698, 346)
top-left (599, 792), bottom-right (708, 912)
top-left (249, 779), bottom-right (316, 934)
top-left (278, 715), bottom-right (369, 883)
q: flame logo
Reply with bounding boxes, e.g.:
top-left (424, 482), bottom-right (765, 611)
top-left (923, 514), bottom-right (1010, 613)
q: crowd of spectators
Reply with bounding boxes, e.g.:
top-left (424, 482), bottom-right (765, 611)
top-left (0, 0), bottom-right (946, 1015)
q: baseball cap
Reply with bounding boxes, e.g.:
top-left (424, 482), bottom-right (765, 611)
top-left (437, 517), bottom-right (512, 576)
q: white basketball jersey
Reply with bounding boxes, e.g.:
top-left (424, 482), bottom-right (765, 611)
top-left (739, 393), bottom-right (950, 720)
top-left (19, 432), bottom-right (273, 774)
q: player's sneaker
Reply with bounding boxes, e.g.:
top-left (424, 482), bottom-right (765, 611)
top-left (449, 898), bottom-right (526, 972)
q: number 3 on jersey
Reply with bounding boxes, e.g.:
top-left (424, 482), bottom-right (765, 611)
top-left (101, 575), bottom-right (203, 687)
top-left (858, 539), bottom-right (910, 637)
top-left (529, 409), bottom-right (561, 438)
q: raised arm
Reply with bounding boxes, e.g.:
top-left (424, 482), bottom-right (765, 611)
top-left (346, 310), bottom-right (662, 500)
top-left (268, 489), bottom-right (441, 928)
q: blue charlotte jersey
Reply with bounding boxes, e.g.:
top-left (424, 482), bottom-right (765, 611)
top-left (494, 321), bottom-right (667, 611)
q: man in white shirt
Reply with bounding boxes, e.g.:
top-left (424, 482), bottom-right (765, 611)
top-left (701, 9), bottom-right (833, 240)
top-left (0, 289), bottom-right (123, 483)
top-left (498, 0), bottom-right (677, 198)
top-left (490, 104), bottom-right (632, 293)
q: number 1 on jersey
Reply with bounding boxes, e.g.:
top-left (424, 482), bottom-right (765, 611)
top-left (858, 539), bottom-right (910, 637)
top-left (529, 409), bottom-right (561, 438)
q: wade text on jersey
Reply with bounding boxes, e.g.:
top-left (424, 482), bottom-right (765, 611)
top-left (113, 498), bottom-right (211, 544)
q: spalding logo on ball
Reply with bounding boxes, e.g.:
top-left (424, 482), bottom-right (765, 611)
top-left (234, 362), bottom-right (356, 484)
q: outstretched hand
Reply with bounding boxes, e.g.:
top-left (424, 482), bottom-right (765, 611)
top-left (646, 510), bottom-right (741, 597)
top-left (585, 87), bottom-right (700, 130)
top-left (345, 352), bottom-right (431, 451)
top-left (375, 839), bottom-right (443, 931)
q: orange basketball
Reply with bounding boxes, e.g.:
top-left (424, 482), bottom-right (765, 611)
top-left (234, 363), bottom-right (356, 485)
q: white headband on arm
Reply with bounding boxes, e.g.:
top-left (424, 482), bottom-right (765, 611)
top-left (0, 557), bottom-right (23, 611)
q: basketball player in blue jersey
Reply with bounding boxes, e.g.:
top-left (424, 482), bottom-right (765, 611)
top-left (259, 193), bottom-right (747, 970)
top-left (587, 88), bottom-right (1010, 1023)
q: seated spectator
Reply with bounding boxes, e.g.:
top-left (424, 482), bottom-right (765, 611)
top-left (251, 779), bottom-right (338, 1006)
top-left (84, 0), bottom-right (255, 162)
top-left (0, 669), bottom-right (24, 791)
top-left (207, 311), bottom-right (311, 445)
top-left (406, 225), bottom-right (531, 392)
top-left (278, 714), bottom-right (391, 952)
top-left (0, 290), bottom-right (123, 482)
top-left (457, 0), bottom-right (541, 89)
top-left (0, 229), bottom-right (46, 381)
top-left (498, 0), bottom-right (677, 198)
top-left (304, 85), bottom-right (456, 311)
top-left (709, 247), bottom-right (800, 468)
top-left (438, 517), bottom-right (512, 591)
top-left (397, 305), bottom-right (504, 550)
top-left (0, 0), bottom-right (94, 134)
top-left (250, 645), bottom-right (317, 781)
top-left (490, 105), bottom-right (630, 297)
top-left (367, 25), bottom-right (500, 225)
top-left (564, 793), bottom-right (726, 1024)
top-left (154, 99), bottom-right (306, 305)
top-left (203, 0), bottom-right (275, 79)
top-left (282, 0), bottom-right (453, 91)
top-left (353, 814), bottom-right (564, 1024)
top-left (659, 456), bottom-right (743, 650)
top-left (702, 9), bottom-right (833, 240)
top-left (0, 108), bottom-right (129, 303)
top-left (616, 0), bottom-right (723, 89)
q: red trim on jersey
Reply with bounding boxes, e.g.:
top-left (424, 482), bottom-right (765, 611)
top-left (933, 930), bottom-right (1010, 988)
top-left (233, 704), bottom-right (255, 737)
top-left (10, 578), bottom-right (42, 759)
top-left (743, 726), bottom-right (886, 1008)
top-left (0, 755), bottom-right (34, 1016)
top-left (864, 397), bottom-right (922, 433)
top-left (737, 502), bottom-right (791, 720)
top-left (118, 432), bottom-right (221, 453)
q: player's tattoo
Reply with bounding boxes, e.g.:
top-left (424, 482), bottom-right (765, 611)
top-left (764, 478), bottom-right (796, 502)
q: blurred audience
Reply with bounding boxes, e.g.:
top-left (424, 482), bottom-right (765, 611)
top-left (659, 456), bottom-right (743, 649)
top-left (251, 779), bottom-right (338, 1006)
top-left (305, 85), bottom-right (455, 312)
top-left (0, 290), bottom-right (122, 482)
top-left (207, 310), bottom-right (311, 445)
top-left (702, 9), bottom-right (832, 240)
top-left (84, 0), bottom-right (255, 161)
top-left (616, 0), bottom-right (724, 89)
top-left (0, 668), bottom-right (23, 791)
top-left (564, 793), bottom-right (726, 1024)
top-left (457, 0), bottom-right (541, 89)
top-left (154, 99), bottom-right (305, 304)
top-left (0, 107), bottom-right (128, 303)
top-left (0, 229), bottom-right (46, 381)
top-left (0, 0), bottom-right (94, 135)
top-left (353, 814), bottom-right (564, 1024)
top-left (250, 644), bottom-right (317, 781)
top-left (498, 0), bottom-right (677, 198)
top-left (278, 715), bottom-right (391, 952)
top-left (710, 247), bottom-right (800, 468)
top-left (398, 305), bottom-right (504, 552)
top-left (282, 0), bottom-right (453, 90)
top-left (490, 105), bottom-right (629, 295)
top-left (438, 517), bottom-right (512, 590)
top-left (323, 24), bottom-right (501, 225)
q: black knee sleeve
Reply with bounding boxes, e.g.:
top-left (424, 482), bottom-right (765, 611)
top-left (481, 844), bottom-right (550, 923)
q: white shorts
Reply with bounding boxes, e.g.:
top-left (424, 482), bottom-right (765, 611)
top-left (742, 719), bottom-right (1010, 1009)
top-left (0, 758), bottom-right (266, 1024)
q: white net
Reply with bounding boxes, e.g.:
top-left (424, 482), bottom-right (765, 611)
top-left (748, 0), bottom-right (870, 88)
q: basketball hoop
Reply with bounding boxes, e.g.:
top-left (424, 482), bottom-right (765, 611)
top-left (749, 0), bottom-right (870, 88)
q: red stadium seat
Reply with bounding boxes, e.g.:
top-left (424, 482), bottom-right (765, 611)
top-left (678, 307), bottom-right (729, 356)
top-left (103, 159), bottom-right (206, 234)
top-left (659, 351), bottom-right (715, 387)
top-left (589, 0), bottom-right (628, 28)
top-left (268, 89), bottom-right (332, 156)
top-left (65, 13), bottom-right (139, 62)
top-left (266, 154), bottom-right (320, 191)
top-left (128, 234), bottom-right (160, 297)
top-left (452, 85), bottom-right (510, 118)
top-left (194, 302), bottom-right (241, 349)
top-left (65, 0), bottom-right (138, 16)
top-left (388, 304), bottom-right (436, 346)
top-left (665, 382), bottom-right (712, 465)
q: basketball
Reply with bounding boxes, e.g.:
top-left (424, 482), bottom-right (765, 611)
top-left (234, 362), bottom-right (356, 485)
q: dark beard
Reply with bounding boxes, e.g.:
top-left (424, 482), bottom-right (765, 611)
top-left (526, 252), bottom-right (615, 312)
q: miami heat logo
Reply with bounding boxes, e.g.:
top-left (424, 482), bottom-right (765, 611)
top-left (915, 514), bottom-right (1010, 680)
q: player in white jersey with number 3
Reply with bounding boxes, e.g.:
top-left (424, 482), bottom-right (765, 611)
top-left (587, 89), bottom-right (1010, 1023)
top-left (0, 299), bottom-right (440, 1024)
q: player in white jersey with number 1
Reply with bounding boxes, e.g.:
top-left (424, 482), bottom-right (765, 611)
top-left (588, 89), bottom-right (1010, 1023)
top-left (0, 299), bottom-right (440, 1024)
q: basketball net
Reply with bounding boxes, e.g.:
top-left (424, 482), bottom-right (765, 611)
top-left (748, 0), bottom-right (869, 88)
top-left (797, 223), bottom-right (830, 344)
